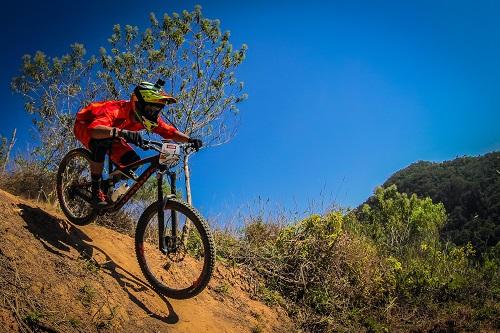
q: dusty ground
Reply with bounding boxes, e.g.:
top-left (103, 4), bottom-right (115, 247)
top-left (0, 189), bottom-right (294, 333)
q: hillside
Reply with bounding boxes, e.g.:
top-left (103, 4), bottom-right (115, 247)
top-left (0, 189), bottom-right (292, 332)
top-left (383, 151), bottom-right (500, 254)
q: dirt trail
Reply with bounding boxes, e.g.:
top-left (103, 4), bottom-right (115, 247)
top-left (0, 189), bottom-right (292, 332)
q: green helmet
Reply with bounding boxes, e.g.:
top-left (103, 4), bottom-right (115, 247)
top-left (133, 80), bottom-right (176, 131)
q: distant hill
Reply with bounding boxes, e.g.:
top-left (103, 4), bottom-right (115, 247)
top-left (383, 152), bottom-right (500, 255)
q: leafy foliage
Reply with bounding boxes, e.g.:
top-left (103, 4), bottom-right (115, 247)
top-left (11, 44), bottom-right (97, 169)
top-left (357, 186), bottom-right (478, 303)
top-left (383, 152), bottom-right (500, 255)
top-left (98, 6), bottom-right (248, 145)
top-left (215, 187), bottom-right (498, 332)
top-left (359, 185), bottom-right (446, 256)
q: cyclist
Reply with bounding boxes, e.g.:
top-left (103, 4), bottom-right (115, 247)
top-left (73, 80), bottom-right (202, 207)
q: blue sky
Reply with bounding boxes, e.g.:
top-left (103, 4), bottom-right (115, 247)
top-left (1, 1), bottom-right (499, 221)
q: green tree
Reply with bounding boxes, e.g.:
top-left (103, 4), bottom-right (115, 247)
top-left (11, 44), bottom-right (98, 170)
top-left (358, 185), bottom-right (477, 302)
top-left (11, 5), bottom-right (247, 205)
top-left (383, 152), bottom-right (500, 255)
top-left (359, 185), bottom-right (447, 256)
top-left (98, 6), bottom-right (247, 205)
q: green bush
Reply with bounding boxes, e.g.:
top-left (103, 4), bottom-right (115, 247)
top-left (213, 186), bottom-right (498, 332)
top-left (238, 212), bottom-right (393, 331)
top-left (358, 186), bottom-right (479, 303)
top-left (212, 229), bottom-right (243, 264)
top-left (395, 242), bottom-right (475, 302)
top-left (359, 185), bottom-right (447, 256)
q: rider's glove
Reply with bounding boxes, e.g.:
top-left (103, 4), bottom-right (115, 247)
top-left (120, 130), bottom-right (144, 146)
top-left (188, 138), bottom-right (203, 151)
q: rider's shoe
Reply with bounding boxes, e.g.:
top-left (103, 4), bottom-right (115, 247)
top-left (91, 175), bottom-right (109, 209)
top-left (91, 189), bottom-right (109, 209)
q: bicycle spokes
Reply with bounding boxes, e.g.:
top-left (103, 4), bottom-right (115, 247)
top-left (60, 153), bottom-right (93, 218)
top-left (140, 207), bottom-right (207, 291)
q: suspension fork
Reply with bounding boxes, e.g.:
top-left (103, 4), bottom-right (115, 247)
top-left (157, 168), bottom-right (178, 254)
top-left (169, 171), bottom-right (178, 243)
top-left (157, 169), bottom-right (166, 254)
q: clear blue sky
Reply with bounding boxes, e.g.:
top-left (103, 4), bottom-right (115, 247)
top-left (1, 1), bottom-right (499, 221)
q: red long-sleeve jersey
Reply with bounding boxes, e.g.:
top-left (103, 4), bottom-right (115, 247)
top-left (75, 100), bottom-right (176, 141)
top-left (74, 100), bottom-right (177, 164)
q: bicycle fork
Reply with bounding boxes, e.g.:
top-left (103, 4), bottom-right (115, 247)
top-left (157, 169), bottom-right (178, 254)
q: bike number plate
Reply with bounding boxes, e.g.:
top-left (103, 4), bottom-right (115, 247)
top-left (159, 143), bottom-right (180, 166)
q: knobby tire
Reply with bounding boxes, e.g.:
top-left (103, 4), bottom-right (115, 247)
top-left (135, 198), bottom-right (215, 299)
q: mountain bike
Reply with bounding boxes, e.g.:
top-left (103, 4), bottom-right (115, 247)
top-left (56, 140), bottom-right (215, 299)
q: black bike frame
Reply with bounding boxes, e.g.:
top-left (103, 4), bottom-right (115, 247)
top-left (68, 139), bottom-right (187, 254)
top-left (101, 150), bottom-right (178, 254)
top-left (105, 154), bottom-right (164, 212)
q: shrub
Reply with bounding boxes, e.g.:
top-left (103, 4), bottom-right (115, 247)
top-left (225, 187), bottom-right (497, 332)
top-left (237, 212), bottom-right (394, 331)
top-left (0, 157), bottom-right (56, 203)
top-left (358, 186), bottom-right (479, 303)
top-left (395, 242), bottom-right (476, 302)
top-left (212, 229), bottom-right (243, 263)
top-left (358, 185), bottom-right (447, 256)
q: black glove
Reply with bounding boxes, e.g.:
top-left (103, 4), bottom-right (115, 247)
top-left (188, 138), bottom-right (203, 151)
top-left (120, 130), bottom-right (144, 146)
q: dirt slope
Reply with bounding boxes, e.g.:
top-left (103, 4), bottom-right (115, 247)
top-left (0, 189), bottom-right (292, 333)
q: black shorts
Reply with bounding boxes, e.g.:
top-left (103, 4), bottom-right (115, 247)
top-left (88, 138), bottom-right (140, 167)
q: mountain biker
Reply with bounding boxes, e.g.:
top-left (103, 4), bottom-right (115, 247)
top-left (73, 80), bottom-right (202, 208)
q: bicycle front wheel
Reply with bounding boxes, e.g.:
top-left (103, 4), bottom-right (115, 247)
top-left (135, 198), bottom-right (215, 299)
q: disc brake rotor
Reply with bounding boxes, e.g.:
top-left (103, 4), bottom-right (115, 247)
top-left (165, 236), bottom-right (187, 262)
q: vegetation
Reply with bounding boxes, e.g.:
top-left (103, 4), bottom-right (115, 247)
top-left (215, 186), bottom-right (499, 332)
top-left (383, 152), bottom-right (500, 255)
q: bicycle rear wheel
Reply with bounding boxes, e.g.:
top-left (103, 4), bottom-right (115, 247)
top-left (135, 198), bottom-right (215, 299)
top-left (56, 148), bottom-right (97, 225)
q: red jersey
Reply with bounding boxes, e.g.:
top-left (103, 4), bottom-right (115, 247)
top-left (75, 100), bottom-right (177, 138)
top-left (73, 100), bottom-right (178, 165)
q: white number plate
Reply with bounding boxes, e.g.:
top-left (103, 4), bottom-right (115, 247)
top-left (159, 143), bottom-right (180, 166)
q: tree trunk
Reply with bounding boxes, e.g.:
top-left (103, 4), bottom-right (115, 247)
top-left (183, 154), bottom-right (192, 205)
top-left (181, 154), bottom-right (193, 246)
top-left (3, 128), bottom-right (16, 173)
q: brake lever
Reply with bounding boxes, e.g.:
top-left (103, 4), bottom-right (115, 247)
top-left (183, 144), bottom-right (198, 155)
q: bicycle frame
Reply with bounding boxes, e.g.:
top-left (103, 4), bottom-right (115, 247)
top-left (71, 145), bottom-right (181, 254)
top-left (104, 154), bottom-right (166, 212)
top-left (103, 153), bottom-right (178, 254)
